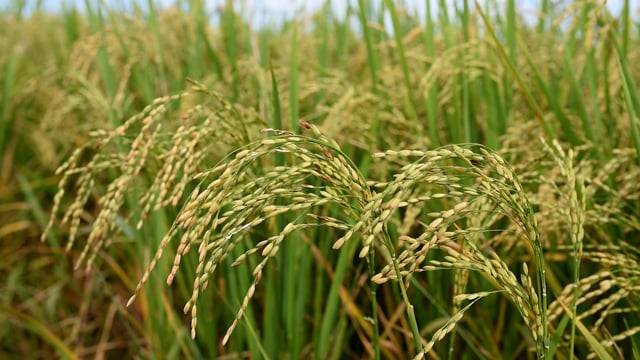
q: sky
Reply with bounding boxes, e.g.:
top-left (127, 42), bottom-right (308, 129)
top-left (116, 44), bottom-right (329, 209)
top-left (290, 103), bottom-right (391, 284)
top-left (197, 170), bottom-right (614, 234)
top-left (13, 0), bottom-right (640, 29)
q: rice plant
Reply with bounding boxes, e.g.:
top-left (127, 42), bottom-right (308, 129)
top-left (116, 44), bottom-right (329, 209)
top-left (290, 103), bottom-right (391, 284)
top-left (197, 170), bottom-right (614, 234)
top-left (3, 0), bottom-right (640, 358)
top-left (43, 96), bottom-right (551, 357)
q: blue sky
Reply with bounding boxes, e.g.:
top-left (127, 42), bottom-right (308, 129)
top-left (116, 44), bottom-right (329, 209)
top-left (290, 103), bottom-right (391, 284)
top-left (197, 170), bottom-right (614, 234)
top-left (24, 0), bottom-right (640, 29)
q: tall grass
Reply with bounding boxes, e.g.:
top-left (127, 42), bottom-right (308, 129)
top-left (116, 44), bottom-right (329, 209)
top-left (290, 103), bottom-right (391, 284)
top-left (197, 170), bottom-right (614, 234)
top-left (2, 0), bottom-right (640, 358)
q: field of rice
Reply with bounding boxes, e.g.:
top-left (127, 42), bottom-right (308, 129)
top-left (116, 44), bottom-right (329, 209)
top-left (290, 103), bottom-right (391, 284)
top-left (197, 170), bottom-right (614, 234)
top-left (1, 0), bottom-right (639, 359)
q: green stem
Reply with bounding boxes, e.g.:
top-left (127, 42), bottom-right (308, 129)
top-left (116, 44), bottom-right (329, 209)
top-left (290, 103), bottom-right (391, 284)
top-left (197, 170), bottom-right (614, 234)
top-left (367, 251), bottom-right (380, 360)
top-left (383, 233), bottom-right (423, 356)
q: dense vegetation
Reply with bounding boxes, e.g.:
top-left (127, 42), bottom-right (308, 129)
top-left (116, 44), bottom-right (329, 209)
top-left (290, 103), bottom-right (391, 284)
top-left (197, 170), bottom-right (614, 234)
top-left (1, 0), bottom-right (639, 359)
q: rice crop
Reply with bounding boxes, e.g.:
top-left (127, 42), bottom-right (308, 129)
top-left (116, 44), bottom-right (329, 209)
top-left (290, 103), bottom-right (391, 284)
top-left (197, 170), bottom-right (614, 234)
top-left (2, 0), bottom-right (639, 359)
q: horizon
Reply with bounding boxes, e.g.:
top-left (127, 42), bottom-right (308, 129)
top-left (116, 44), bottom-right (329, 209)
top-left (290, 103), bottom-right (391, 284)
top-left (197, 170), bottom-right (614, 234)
top-left (13, 0), bottom-right (640, 30)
